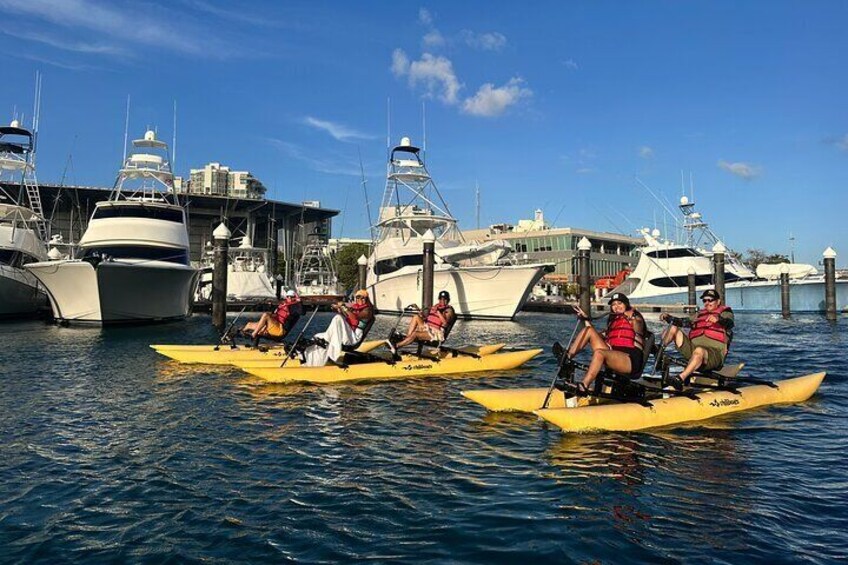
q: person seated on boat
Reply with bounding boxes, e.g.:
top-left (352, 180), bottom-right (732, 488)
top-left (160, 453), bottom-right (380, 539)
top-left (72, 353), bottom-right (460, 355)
top-left (241, 290), bottom-right (302, 343)
top-left (303, 289), bottom-right (374, 367)
top-left (567, 292), bottom-right (646, 391)
top-left (660, 289), bottom-right (734, 384)
top-left (387, 290), bottom-right (457, 354)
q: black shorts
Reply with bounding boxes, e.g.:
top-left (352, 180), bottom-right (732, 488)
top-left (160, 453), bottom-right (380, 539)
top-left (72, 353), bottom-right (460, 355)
top-left (611, 346), bottom-right (643, 377)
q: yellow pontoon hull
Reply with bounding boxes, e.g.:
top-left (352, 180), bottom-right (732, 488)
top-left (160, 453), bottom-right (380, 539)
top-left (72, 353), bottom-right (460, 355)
top-left (240, 348), bottom-right (542, 384)
top-left (150, 339), bottom-right (386, 365)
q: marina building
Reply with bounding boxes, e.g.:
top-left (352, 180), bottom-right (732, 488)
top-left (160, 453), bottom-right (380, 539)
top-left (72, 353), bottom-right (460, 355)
top-left (462, 210), bottom-right (642, 283)
top-left (0, 182), bottom-right (337, 285)
top-left (183, 162), bottom-right (266, 199)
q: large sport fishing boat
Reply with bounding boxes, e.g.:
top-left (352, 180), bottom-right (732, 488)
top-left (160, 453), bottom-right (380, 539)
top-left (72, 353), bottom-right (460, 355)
top-left (366, 137), bottom-right (552, 320)
top-left (0, 119), bottom-right (50, 317)
top-left (196, 231), bottom-right (277, 302)
top-left (612, 196), bottom-right (847, 312)
top-left (26, 129), bottom-right (199, 324)
top-left (295, 232), bottom-right (344, 305)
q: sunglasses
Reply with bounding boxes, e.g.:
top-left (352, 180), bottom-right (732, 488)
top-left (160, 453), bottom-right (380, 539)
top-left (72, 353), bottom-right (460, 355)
top-left (702, 298), bottom-right (716, 303)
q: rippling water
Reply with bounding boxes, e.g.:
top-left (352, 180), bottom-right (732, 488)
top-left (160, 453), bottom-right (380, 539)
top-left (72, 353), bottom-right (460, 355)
top-left (1, 312), bottom-right (845, 563)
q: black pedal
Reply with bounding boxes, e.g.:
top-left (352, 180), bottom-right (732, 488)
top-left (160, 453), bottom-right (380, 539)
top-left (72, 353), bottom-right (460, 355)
top-left (552, 341), bottom-right (564, 362)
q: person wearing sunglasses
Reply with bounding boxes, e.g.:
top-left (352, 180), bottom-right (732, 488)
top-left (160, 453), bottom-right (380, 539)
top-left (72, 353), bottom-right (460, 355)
top-left (660, 289), bottom-right (735, 384)
top-left (303, 289), bottom-right (374, 367)
top-left (387, 290), bottom-right (456, 354)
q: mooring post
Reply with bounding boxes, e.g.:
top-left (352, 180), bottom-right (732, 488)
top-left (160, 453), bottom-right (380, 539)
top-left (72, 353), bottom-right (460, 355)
top-left (357, 254), bottom-right (368, 291)
top-left (422, 230), bottom-right (435, 312)
top-left (275, 273), bottom-right (283, 300)
top-left (687, 266), bottom-right (697, 314)
top-left (824, 247), bottom-right (837, 321)
top-left (212, 222), bottom-right (231, 330)
top-left (780, 265), bottom-right (791, 319)
top-left (577, 236), bottom-right (592, 317)
top-left (712, 241), bottom-right (726, 300)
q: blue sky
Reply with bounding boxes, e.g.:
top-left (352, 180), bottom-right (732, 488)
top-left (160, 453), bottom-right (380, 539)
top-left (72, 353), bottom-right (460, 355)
top-left (1, 1), bottom-right (846, 264)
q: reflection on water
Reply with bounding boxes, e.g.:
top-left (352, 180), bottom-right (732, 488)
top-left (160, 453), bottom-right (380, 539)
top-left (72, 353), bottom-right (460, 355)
top-left (0, 313), bottom-right (845, 562)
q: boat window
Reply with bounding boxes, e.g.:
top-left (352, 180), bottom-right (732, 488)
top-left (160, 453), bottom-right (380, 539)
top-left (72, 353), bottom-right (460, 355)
top-left (375, 254), bottom-right (423, 275)
top-left (81, 246), bottom-right (189, 265)
top-left (92, 206), bottom-right (184, 223)
top-left (0, 249), bottom-right (21, 267)
top-left (645, 248), bottom-right (701, 259)
top-left (648, 272), bottom-right (744, 288)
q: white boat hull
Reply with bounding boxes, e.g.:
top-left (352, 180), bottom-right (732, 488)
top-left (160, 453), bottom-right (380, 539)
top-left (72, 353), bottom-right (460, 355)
top-left (0, 265), bottom-right (47, 316)
top-left (27, 259), bottom-right (199, 324)
top-left (368, 264), bottom-right (548, 320)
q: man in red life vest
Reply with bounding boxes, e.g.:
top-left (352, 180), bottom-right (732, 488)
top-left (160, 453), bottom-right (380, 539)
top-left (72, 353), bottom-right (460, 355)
top-left (660, 288), bottom-right (734, 383)
top-left (568, 293), bottom-right (647, 390)
top-left (241, 289), bottom-right (302, 342)
top-left (303, 289), bottom-right (374, 367)
top-left (388, 290), bottom-right (456, 354)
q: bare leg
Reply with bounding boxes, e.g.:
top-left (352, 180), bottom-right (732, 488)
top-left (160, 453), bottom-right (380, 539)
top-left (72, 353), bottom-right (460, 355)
top-left (568, 325), bottom-right (608, 358)
top-left (396, 317), bottom-right (431, 348)
top-left (679, 347), bottom-right (707, 382)
top-left (662, 325), bottom-right (680, 346)
top-left (251, 313), bottom-right (272, 339)
top-left (582, 349), bottom-right (633, 388)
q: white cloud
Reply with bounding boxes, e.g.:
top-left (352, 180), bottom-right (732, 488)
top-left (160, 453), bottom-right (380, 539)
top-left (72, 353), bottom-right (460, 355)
top-left (639, 146), bottom-right (654, 159)
top-left (418, 7), bottom-right (433, 26)
top-left (718, 159), bottom-right (761, 180)
top-left (302, 116), bottom-right (375, 142)
top-left (0, 28), bottom-right (127, 56)
top-left (0, 0), bottom-right (238, 57)
top-left (461, 78), bottom-right (531, 117)
top-left (393, 51), bottom-right (462, 105)
top-left (562, 59), bottom-right (579, 70)
top-left (267, 138), bottom-right (360, 176)
top-left (391, 48), bottom-right (410, 76)
top-left (461, 30), bottom-right (507, 51)
top-left (422, 30), bottom-right (445, 48)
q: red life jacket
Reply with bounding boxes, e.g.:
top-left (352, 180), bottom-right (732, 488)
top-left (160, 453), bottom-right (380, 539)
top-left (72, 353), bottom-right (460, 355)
top-left (606, 311), bottom-right (644, 350)
top-left (274, 300), bottom-right (296, 325)
top-left (426, 304), bottom-right (449, 329)
top-left (689, 305), bottom-right (731, 344)
top-left (345, 301), bottom-right (371, 330)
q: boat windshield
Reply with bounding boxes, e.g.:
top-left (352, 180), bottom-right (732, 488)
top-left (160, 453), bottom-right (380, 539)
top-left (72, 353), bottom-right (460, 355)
top-left (81, 245), bottom-right (189, 265)
top-left (92, 205), bottom-right (184, 223)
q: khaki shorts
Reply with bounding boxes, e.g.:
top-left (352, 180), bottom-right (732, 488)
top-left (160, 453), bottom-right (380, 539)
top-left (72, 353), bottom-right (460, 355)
top-left (265, 318), bottom-right (286, 338)
top-left (678, 334), bottom-right (727, 371)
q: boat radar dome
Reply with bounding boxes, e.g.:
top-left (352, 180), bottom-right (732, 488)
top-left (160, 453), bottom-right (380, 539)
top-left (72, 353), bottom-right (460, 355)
top-left (400, 136), bottom-right (412, 147)
top-left (651, 228), bottom-right (661, 238)
top-left (48, 247), bottom-right (63, 260)
top-left (10, 119), bottom-right (19, 128)
top-left (680, 196), bottom-right (689, 205)
top-left (144, 130), bottom-right (156, 141)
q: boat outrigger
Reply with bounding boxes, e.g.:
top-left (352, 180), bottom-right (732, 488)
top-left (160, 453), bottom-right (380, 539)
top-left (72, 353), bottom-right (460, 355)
top-left (462, 325), bottom-right (825, 432)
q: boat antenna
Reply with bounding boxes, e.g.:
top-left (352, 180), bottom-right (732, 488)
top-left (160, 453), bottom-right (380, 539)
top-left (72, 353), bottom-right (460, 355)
top-left (475, 180), bottom-right (480, 229)
top-left (386, 96), bottom-right (391, 160)
top-left (60, 134), bottom-right (78, 187)
top-left (689, 171), bottom-right (694, 203)
top-left (789, 231), bottom-right (795, 263)
top-left (122, 95), bottom-right (131, 163)
top-left (422, 100), bottom-right (427, 163)
top-left (358, 145), bottom-right (375, 242)
top-left (172, 99), bottom-right (177, 172)
top-left (31, 71), bottom-right (42, 153)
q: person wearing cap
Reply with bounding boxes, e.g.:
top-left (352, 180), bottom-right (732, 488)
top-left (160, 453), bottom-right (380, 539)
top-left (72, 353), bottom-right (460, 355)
top-left (568, 293), bottom-right (647, 390)
top-left (388, 290), bottom-right (456, 354)
top-left (660, 288), bottom-right (734, 384)
top-left (241, 289), bottom-right (303, 343)
top-left (303, 289), bottom-right (374, 366)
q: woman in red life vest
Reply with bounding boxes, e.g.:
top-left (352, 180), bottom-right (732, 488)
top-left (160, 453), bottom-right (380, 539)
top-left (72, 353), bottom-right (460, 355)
top-left (568, 293), bottom-right (646, 390)
top-left (303, 289), bottom-right (374, 367)
top-left (389, 290), bottom-right (456, 354)
top-left (660, 288), bottom-right (734, 383)
top-left (242, 289), bottom-right (302, 341)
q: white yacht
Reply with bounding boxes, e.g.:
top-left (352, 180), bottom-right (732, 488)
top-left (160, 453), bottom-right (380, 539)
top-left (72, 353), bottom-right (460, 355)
top-left (366, 137), bottom-right (552, 320)
top-left (295, 233), bottom-right (344, 303)
top-left (26, 130), bottom-right (199, 324)
top-left (0, 120), bottom-right (50, 317)
top-left (615, 196), bottom-right (847, 312)
top-left (196, 232), bottom-right (277, 301)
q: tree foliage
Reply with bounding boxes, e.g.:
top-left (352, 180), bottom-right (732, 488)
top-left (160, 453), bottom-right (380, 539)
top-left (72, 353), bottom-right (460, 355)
top-left (331, 243), bottom-right (371, 294)
top-left (742, 248), bottom-right (790, 270)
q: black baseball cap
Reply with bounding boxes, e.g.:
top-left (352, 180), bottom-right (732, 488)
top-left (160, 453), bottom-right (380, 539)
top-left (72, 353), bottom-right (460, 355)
top-left (700, 289), bottom-right (721, 300)
top-left (608, 292), bottom-right (630, 307)
top-left (438, 290), bottom-right (451, 301)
